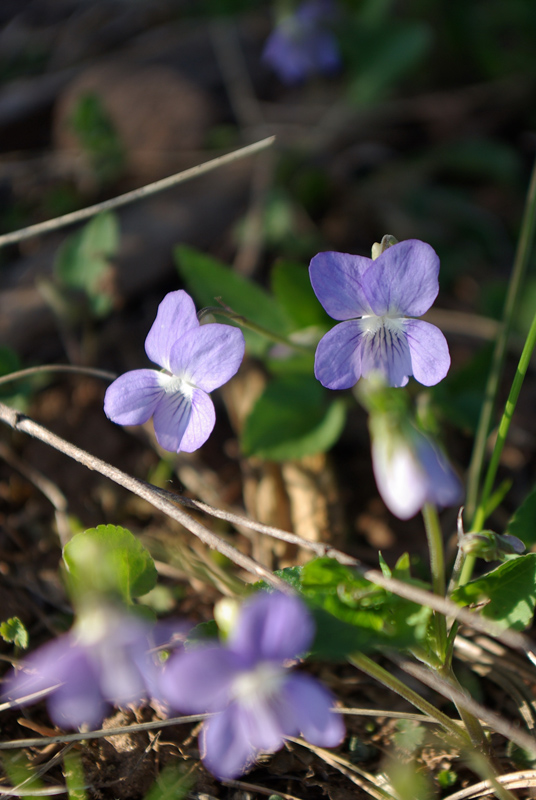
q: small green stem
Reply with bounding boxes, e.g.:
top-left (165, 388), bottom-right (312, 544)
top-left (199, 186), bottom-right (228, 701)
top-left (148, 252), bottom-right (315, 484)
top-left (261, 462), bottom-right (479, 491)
top-left (199, 306), bottom-right (313, 354)
top-left (438, 664), bottom-right (491, 755)
top-left (349, 652), bottom-right (471, 744)
top-left (476, 309), bottom-right (536, 530)
top-left (458, 309), bottom-right (536, 588)
top-left (466, 159), bottom-right (536, 522)
top-left (422, 503), bottom-right (447, 660)
top-left (422, 504), bottom-right (445, 597)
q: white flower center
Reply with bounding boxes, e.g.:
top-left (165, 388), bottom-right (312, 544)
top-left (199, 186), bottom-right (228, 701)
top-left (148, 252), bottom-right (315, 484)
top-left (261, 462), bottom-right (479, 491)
top-left (360, 313), bottom-right (405, 336)
top-left (157, 372), bottom-right (195, 399)
top-left (231, 661), bottom-right (285, 709)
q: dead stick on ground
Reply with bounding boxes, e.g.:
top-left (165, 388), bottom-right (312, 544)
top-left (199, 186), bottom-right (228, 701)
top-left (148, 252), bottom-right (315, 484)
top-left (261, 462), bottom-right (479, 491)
top-left (0, 136), bottom-right (275, 249)
top-left (0, 402), bottom-right (287, 592)
top-left (0, 401), bottom-right (533, 656)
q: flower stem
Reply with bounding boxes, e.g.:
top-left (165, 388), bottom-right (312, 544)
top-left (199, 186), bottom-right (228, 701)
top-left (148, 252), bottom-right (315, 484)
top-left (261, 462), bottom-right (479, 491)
top-left (349, 652), bottom-right (471, 744)
top-left (458, 308), bottom-right (536, 587)
top-left (437, 663), bottom-right (491, 754)
top-left (422, 503), bottom-right (447, 660)
top-left (466, 158), bottom-right (536, 523)
top-left (475, 309), bottom-right (536, 531)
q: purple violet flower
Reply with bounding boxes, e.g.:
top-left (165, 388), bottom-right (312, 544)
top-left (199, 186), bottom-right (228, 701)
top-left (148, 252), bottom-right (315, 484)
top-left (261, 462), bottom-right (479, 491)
top-left (104, 290), bottom-right (245, 453)
top-left (159, 592), bottom-right (345, 780)
top-left (262, 0), bottom-right (341, 85)
top-left (370, 414), bottom-right (462, 519)
top-left (2, 608), bottom-right (167, 729)
top-left (309, 240), bottom-right (451, 389)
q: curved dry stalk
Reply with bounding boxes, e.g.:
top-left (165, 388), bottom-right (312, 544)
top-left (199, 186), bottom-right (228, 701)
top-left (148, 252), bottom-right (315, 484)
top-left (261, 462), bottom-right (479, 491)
top-left (454, 636), bottom-right (536, 735)
top-left (0, 714), bottom-right (209, 750)
top-left (0, 400), bottom-right (534, 655)
top-left (0, 137), bottom-right (275, 249)
top-left (221, 779), bottom-right (302, 800)
top-left (337, 707), bottom-right (465, 725)
top-left (443, 770), bottom-right (536, 800)
top-left (0, 441), bottom-right (71, 545)
top-left (0, 786), bottom-right (67, 796)
top-left (288, 737), bottom-right (398, 800)
top-left (154, 488), bottom-right (534, 653)
top-left (391, 654), bottom-right (536, 757)
top-left (0, 364), bottom-right (117, 389)
top-left (0, 401), bottom-right (289, 593)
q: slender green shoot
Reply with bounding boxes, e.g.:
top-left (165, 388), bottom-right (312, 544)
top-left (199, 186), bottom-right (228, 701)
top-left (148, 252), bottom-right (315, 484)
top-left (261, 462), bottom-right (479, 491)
top-left (466, 159), bottom-right (536, 523)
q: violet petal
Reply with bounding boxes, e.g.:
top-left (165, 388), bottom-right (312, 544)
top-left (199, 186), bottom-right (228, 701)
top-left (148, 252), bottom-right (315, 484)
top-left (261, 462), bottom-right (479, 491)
top-left (159, 647), bottom-right (242, 713)
top-left (49, 663), bottom-right (107, 730)
top-left (176, 388), bottom-right (215, 453)
top-left (144, 290), bottom-right (199, 371)
top-left (281, 673), bottom-right (345, 746)
top-left (359, 318), bottom-right (412, 387)
top-left (404, 319), bottom-right (451, 386)
top-left (314, 320), bottom-right (364, 389)
top-left (229, 592), bottom-right (314, 663)
top-left (104, 370), bottom-right (163, 426)
top-left (361, 240), bottom-right (440, 317)
top-left (151, 387), bottom-right (192, 452)
top-left (414, 434), bottom-right (463, 509)
top-left (309, 251), bottom-right (372, 320)
top-left (168, 324), bottom-right (245, 393)
top-left (201, 704), bottom-right (257, 780)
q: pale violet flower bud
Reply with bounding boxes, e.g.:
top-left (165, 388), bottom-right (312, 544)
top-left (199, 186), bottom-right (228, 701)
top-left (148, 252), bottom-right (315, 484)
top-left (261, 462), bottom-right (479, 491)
top-left (159, 592), bottom-right (344, 780)
top-left (262, 0), bottom-right (341, 85)
top-left (369, 413), bottom-right (462, 520)
top-left (309, 239), bottom-right (451, 389)
top-left (104, 290), bottom-right (245, 453)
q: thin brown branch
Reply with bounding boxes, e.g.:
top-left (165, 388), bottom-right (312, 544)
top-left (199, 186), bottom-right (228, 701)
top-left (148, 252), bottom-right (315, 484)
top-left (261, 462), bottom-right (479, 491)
top-left (0, 137), bottom-right (275, 248)
top-left (443, 770), bottom-right (536, 800)
top-left (0, 401), bottom-right (288, 592)
top-left (148, 487), bottom-right (534, 655)
top-left (0, 714), bottom-right (209, 750)
top-left (0, 364), bottom-right (117, 388)
top-left (0, 400), bottom-right (534, 656)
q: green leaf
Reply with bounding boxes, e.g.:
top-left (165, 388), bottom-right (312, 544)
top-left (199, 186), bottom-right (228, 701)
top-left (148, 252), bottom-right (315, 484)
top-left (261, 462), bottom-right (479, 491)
top-left (506, 487), bottom-right (536, 549)
top-left (431, 344), bottom-right (492, 433)
top-left (63, 524), bottom-right (157, 606)
top-left (451, 554), bottom-right (536, 630)
top-left (301, 558), bottom-right (432, 659)
top-left (0, 346), bottom-right (20, 378)
top-left (253, 566), bottom-right (304, 592)
top-left (241, 375), bottom-right (346, 460)
top-left (0, 617), bottom-right (28, 649)
top-left (187, 619), bottom-right (219, 645)
top-left (175, 245), bottom-right (292, 356)
top-left (70, 91), bottom-right (125, 185)
top-left (0, 346), bottom-right (28, 408)
top-left (266, 350), bottom-right (316, 376)
top-left (270, 261), bottom-right (331, 331)
top-left (348, 22), bottom-right (431, 106)
top-left (55, 212), bottom-right (119, 317)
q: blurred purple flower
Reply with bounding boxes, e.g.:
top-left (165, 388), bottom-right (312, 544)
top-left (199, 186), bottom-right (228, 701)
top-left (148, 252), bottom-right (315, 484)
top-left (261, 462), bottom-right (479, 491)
top-left (2, 609), bottom-right (171, 729)
top-left (310, 240), bottom-right (451, 389)
top-left (104, 290), bottom-right (245, 453)
top-left (159, 592), bottom-right (344, 780)
top-left (370, 415), bottom-right (462, 519)
top-left (262, 0), bottom-right (341, 85)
